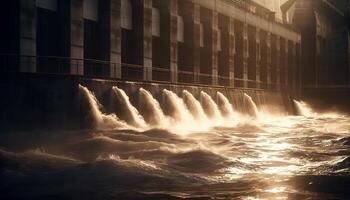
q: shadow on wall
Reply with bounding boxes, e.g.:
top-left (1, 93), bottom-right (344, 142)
top-left (301, 88), bottom-right (350, 115)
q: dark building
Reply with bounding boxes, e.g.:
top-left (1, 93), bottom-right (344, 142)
top-left (279, 0), bottom-right (350, 111)
top-left (282, 0), bottom-right (350, 87)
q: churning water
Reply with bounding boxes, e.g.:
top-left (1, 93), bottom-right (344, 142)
top-left (1, 86), bottom-right (350, 200)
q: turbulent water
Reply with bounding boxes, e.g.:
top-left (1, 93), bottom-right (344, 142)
top-left (1, 86), bottom-right (350, 200)
top-left (112, 86), bottom-right (147, 128)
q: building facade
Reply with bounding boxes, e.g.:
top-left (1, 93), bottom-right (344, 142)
top-left (283, 0), bottom-right (350, 88)
top-left (1, 0), bottom-right (302, 93)
top-left (252, 0), bottom-right (289, 22)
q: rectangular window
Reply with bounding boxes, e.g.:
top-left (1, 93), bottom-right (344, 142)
top-left (121, 0), bottom-right (132, 30)
top-left (84, 0), bottom-right (98, 21)
top-left (177, 16), bottom-right (184, 42)
top-left (152, 8), bottom-right (160, 37)
top-left (36, 0), bottom-right (57, 11)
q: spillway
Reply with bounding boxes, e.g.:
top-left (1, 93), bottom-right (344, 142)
top-left (162, 89), bottom-right (194, 124)
top-left (244, 93), bottom-right (260, 117)
top-left (138, 88), bottom-right (168, 127)
top-left (217, 91), bottom-right (235, 118)
top-left (183, 90), bottom-right (208, 121)
top-left (79, 85), bottom-right (128, 129)
top-left (200, 91), bottom-right (222, 120)
top-left (112, 86), bottom-right (147, 128)
top-left (293, 100), bottom-right (314, 117)
top-left (79, 85), bottom-right (282, 130)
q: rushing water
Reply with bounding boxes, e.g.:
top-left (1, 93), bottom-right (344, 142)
top-left (200, 91), bottom-right (223, 120)
top-left (1, 86), bottom-right (350, 200)
top-left (112, 86), bottom-right (147, 128)
top-left (244, 93), bottom-right (260, 117)
top-left (183, 90), bottom-right (208, 122)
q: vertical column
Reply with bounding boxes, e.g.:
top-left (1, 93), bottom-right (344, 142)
top-left (170, 0), bottom-right (178, 83)
top-left (348, 37), bottom-right (350, 86)
top-left (229, 18), bottom-right (235, 87)
top-left (193, 4), bottom-right (201, 84)
top-left (70, 0), bottom-right (84, 75)
top-left (256, 28), bottom-right (261, 89)
top-left (348, 35), bottom-right (350, 86)
top-left (292, 42), bottom-right (297, 92)
top-left (284, 39), bottom-right (289, 89)
top-left (143, 0), bottom-right (153, 81)
top-left (297, 42), bottom-right (302, 97)
top-left (243, 23), bottom-right (249, 88)
top-left (276, 36), bottom-right (281, 90)
top-left (346, 33), bottom-right (350, 85)
top-left (266, 33), bottom-right (272, 89)
top-left (19, 0), bottom-right (36, 72)
top-left (212, 12), bottom-right (219, 85)
top-left (110, 0), bottom-right (122, 78)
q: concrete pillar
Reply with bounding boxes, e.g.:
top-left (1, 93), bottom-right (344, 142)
top-left (212, 12), bottom-right (219, 85)
top-left (110, 0), bottom-right (122, 78)
top-left (243, 23), bottom-right (248, 88)
top-left (193, 4), bottom-right (201, 84)
top-left (170, 0), bottom-right (178, 83)
top-left (266, 33), bottom-right (272, 89)
top-left (346, 33), bottom-right (350, 87)
top-left (348, 40), bottom-right (350, 86)
top-left (70, 0), bottom-right (84, 75)
top-left (348, 35), bottom-right (350, 86)
top-left (229, 18), bottom-right (235, 87)
top-left (292, 42), bottom-right (297, 92)
top-left (284, 39), bottom-right (289, 89)
top-left (19, 0), bottom-right (36, 73)
top-left (276, 36), bottom-right (281, 90)
top-left (143, 0), bottom-right (153, 81)
top-left (256, 28), bottom-right (261, 89)
top-left (297, 42), bottom-right (302, 97)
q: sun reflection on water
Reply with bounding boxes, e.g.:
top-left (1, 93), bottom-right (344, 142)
top-left (209, 104), bottom-right (350, 199)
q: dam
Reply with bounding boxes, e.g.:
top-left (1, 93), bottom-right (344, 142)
top-left (1, 0), bottom-right (350, 199)
top-left (0, 0), bottom-right (304, 130)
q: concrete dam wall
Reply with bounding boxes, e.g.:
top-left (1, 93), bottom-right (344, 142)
top-left (0, 73), bottom-right (296, 132)
top-left (1, 0), bottom-right (302, 91)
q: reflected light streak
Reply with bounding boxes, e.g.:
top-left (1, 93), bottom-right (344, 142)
top-left (265, 186), bottom-right (286, 193)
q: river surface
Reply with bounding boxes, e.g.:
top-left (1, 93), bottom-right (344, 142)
top-left (1, 88), bottom-right (350, 200)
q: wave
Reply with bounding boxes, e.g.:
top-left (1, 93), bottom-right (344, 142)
top-left (67, 135), bottom-right (179, 161)
top-left (334, 156), bottom-right (350, 171)
top-left (339, 136), bottom-right (350, 146)
top-left (0, 148), bottom-right (81, 173)
top-left (166, 149), bottom-right (230, 174)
